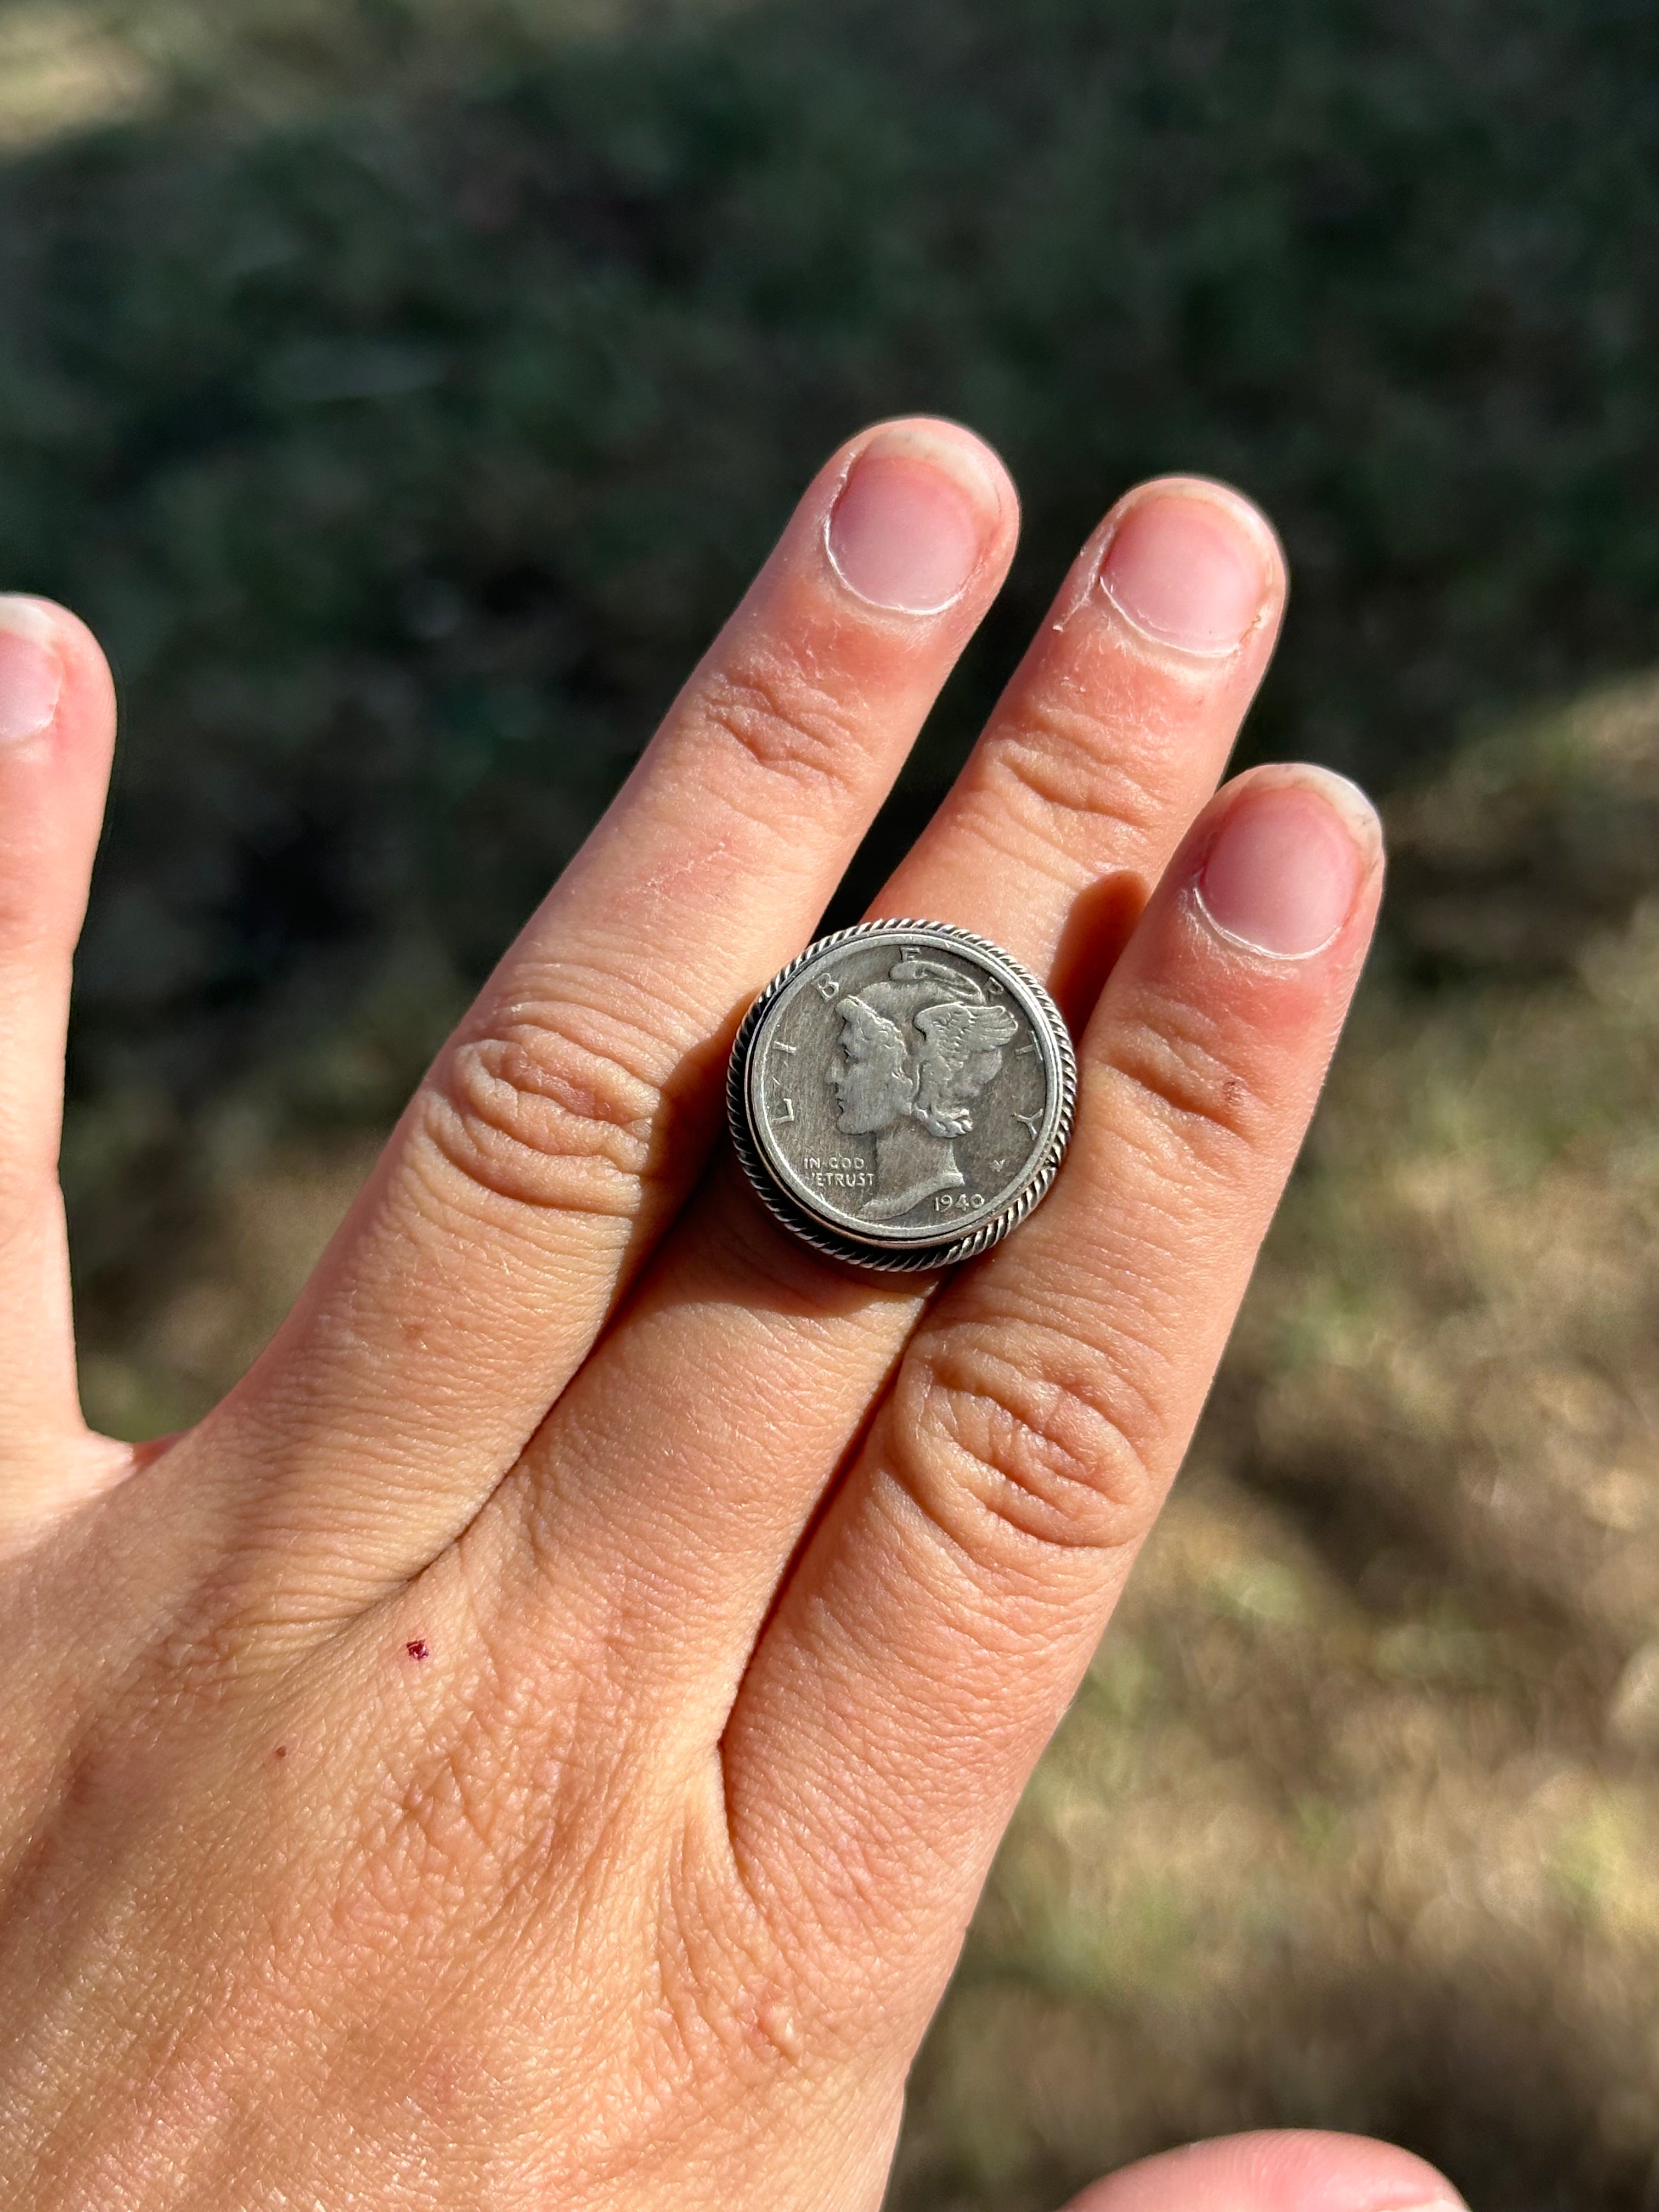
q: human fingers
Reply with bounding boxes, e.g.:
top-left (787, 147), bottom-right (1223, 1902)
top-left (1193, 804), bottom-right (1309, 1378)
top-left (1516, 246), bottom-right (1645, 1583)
top-left (720, 764), bottom-right (1383, 2041)
top-left (471, 481), bottom-right (1284, 1727)
top-left (0, 599), bottom-right (128, 1543)
top-left (177, 419), bottom-right (1018, 1609)
top-left (1060, 2131), bottom-right (1463, 2212)
top-left (877, 473), bottom-right (1284, 1000)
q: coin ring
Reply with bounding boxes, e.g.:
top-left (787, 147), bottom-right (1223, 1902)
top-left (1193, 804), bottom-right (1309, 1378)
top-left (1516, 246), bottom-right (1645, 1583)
top-left (727, 920), bottom-right (1078, 1272)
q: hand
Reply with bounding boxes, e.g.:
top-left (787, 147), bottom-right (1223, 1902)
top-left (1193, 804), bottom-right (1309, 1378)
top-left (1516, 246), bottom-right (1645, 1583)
top-left (0, 421), bottom-right (1458, 2210)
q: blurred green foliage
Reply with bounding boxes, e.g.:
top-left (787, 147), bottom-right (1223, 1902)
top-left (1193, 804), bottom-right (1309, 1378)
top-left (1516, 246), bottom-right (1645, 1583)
top-left (4, 0), bottom-right (1659, 1304)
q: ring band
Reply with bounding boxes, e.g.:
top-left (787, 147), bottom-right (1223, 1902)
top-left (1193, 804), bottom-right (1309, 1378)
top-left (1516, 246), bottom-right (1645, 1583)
top-left (728, 920), bottom-right (1077, 1271)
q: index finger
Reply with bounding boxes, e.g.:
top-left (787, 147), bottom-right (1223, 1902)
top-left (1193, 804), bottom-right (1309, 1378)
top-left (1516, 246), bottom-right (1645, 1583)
top-left (189, 420), bottom-right (1017, 1606)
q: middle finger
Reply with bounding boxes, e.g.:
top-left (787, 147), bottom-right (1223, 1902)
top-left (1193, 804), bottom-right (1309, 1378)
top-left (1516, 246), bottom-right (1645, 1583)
top-left (473, 477), bottom-right (1286, 1709)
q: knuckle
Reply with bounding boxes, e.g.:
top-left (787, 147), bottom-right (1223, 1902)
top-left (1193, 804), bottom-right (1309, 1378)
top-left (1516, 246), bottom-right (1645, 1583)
top-left (1101, 998), bottom-right (1268, 1171)
top-left (691, 646), bottom-right (870, 811)
top-left (340, 1718), bottom-right (523, 1955)
top-left (888, 1321), bottom-right (1165, 1571)
top-left (121, 1530), bottom-right (304, 1711)
top-left (386, 1735), bottom-right (509, 1890)
top-left (415, 1009), bottom-right (674, 1225)
top-left (981, 699), bottom-right (1164, 837)
top-left (338, 1615), bottom-right (579, 1955)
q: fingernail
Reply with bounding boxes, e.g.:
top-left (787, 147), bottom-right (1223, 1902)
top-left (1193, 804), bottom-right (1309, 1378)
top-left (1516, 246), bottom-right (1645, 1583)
top-left (1195, 769), bottom-right (1379, 958)
top-left (0, 599), bottom-right (64, 743)
top-left (826, 428), bottom-right (998, 615)
top-left (1099, 485), bottom-right (1273, 655)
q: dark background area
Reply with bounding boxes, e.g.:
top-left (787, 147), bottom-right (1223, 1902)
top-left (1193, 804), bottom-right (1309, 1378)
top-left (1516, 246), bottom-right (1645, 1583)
top-left (2, 0), bottom-right (1657, 1335)
top-left (4, 2), bottom-right (1659, 2204)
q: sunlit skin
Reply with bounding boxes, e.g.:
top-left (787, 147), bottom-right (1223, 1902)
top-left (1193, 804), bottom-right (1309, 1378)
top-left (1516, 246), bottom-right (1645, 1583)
top-left (0, 422), bottom-right (1462, 2211)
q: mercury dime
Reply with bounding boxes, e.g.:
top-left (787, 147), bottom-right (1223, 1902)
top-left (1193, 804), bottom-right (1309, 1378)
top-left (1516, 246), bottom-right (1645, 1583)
top-left (728, 920), bottom-right (1077, 1271)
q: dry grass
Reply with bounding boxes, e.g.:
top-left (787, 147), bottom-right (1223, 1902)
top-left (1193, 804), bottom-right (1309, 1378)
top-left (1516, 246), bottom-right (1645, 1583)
top-left (0, 5), bottom-right (153, 146)
top-left (74, 678), bottom-right (1659, 2206)
top-left (0, 0), bottom-right (738, 149)
top-left (895, 676), bottom-right (1659, 2209)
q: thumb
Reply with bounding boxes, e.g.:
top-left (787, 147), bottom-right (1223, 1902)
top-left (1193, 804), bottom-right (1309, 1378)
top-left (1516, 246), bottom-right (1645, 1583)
top-left (1061, 2131), bottom-right (1464, 2212)
top-left (0, 597), bottom-right (127, 1543)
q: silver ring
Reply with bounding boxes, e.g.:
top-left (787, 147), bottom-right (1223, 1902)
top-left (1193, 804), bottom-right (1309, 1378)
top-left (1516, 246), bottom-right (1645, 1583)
top-left (727, 919), bottom-right (1077, 1272)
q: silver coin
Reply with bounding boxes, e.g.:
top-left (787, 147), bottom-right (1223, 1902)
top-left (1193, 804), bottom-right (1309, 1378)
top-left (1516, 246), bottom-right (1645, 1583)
top-left (728, 920), bottom-right (1077, 1271)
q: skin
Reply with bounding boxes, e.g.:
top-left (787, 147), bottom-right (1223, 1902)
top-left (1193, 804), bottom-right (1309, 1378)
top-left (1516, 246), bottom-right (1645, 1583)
top-left (0, 420), bottom-right (1465, 2210)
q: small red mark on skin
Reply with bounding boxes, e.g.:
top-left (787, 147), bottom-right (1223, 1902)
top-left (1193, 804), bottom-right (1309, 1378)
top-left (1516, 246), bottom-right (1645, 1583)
top-left (272, 1746), bottom-right (287, 1761)
top-left (129, 1431), bottom-right (187, 1475)
top-left (405, 1640), bottom-right (430, 1662)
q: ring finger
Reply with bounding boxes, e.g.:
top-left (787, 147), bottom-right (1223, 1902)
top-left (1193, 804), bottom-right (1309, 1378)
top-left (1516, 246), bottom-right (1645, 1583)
top-left (473, 476), bottom-right (1288, 1712)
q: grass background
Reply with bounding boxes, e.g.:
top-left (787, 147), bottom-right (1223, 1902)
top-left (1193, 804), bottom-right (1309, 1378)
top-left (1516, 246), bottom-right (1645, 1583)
top-left (4, 1), bottom-right (1659, 2203)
